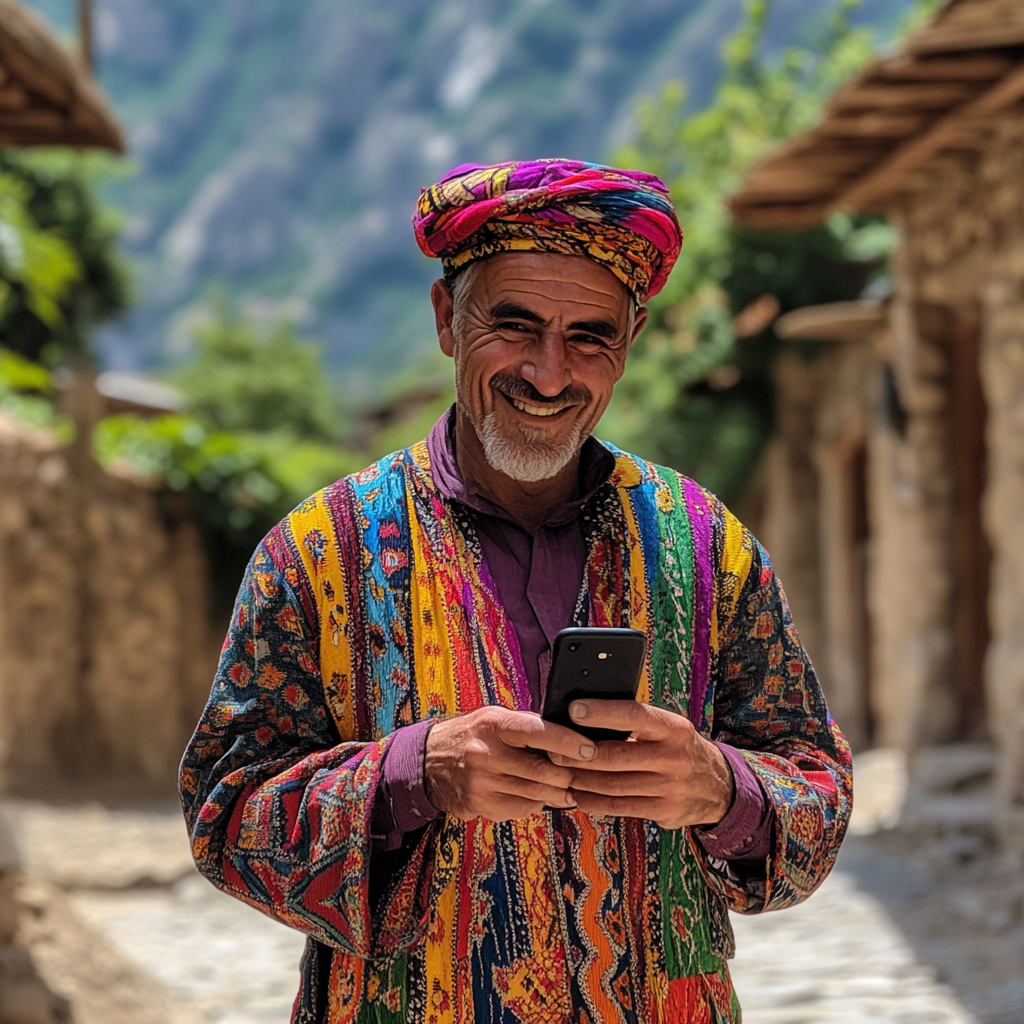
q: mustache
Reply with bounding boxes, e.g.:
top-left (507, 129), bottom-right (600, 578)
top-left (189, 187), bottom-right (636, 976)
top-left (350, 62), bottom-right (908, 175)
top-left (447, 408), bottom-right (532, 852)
top-left (490, 373), bottom-right (591, 409)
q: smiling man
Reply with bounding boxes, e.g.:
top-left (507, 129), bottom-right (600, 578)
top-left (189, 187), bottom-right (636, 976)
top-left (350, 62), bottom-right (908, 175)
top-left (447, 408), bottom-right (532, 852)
top-left (180, 160), bottom-right (852, 1024)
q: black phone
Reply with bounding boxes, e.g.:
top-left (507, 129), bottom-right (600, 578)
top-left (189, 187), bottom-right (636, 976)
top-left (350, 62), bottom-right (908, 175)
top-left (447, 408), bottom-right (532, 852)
top-left (542, 627), bottom-right (647, 742)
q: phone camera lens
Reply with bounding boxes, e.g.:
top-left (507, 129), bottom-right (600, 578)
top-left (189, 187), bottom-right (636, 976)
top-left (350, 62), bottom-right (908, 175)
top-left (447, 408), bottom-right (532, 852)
top-left (582, 669), bottom-right (589, 676)
top-left (569, 644), bottom-right (579, 652)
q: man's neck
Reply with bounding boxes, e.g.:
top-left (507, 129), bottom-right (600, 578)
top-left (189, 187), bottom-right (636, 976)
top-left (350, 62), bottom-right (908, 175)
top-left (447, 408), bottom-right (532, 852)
top-left (453, 406), bottom-right (580, 533)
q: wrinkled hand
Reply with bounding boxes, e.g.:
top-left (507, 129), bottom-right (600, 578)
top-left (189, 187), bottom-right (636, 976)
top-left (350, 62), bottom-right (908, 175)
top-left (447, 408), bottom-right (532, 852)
top-left (550, 700), bottom-right (735, 830)
top-left (425, 706), bottom-right (598, 822)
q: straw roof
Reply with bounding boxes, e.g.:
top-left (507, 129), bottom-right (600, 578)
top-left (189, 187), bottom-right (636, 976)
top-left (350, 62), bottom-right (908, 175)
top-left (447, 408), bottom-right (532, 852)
top-left (0, 0), bottom-right (123, 151)
top-left (730, 0), bottom-right (1024, 228)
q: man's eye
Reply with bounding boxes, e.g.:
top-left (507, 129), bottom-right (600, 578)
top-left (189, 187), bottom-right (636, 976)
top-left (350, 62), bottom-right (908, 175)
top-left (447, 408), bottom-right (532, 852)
top-left (496, 321), bottom-right (529, 332)
top-left (572, 335), bottom-right (606, 350)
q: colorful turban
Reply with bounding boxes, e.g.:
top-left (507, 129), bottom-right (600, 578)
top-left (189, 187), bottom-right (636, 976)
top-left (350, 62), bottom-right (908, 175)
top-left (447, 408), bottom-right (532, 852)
top-left (413, 159), bottom-right (683, 303)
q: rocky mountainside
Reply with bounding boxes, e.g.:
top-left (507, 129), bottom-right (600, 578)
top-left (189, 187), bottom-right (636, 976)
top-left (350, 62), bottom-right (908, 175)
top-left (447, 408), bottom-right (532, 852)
top-left (28, 0), bottom-right (910, 392)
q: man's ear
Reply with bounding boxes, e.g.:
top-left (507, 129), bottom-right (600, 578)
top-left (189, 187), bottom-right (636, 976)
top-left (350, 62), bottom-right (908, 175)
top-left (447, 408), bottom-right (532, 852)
top-left (630, 306), bottom-right (649, 345)
top-left (432, 279), bottom-right (456, 358)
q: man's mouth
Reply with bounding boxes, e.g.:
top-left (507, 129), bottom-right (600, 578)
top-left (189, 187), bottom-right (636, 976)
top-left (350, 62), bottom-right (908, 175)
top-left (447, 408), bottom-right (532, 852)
top-left (490, 374), bottom-right (588, 421)
top-left (506, 394), bottom-right (570, 418)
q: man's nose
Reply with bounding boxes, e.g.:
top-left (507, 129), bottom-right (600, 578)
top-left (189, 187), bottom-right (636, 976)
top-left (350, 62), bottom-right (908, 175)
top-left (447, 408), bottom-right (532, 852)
top-left (519, 332), bottom-right (571, 397)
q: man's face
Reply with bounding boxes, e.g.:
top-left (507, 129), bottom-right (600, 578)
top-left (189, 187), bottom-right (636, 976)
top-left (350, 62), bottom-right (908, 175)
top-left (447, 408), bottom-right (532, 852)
top-left (433, 252), bottom-right (647, 482)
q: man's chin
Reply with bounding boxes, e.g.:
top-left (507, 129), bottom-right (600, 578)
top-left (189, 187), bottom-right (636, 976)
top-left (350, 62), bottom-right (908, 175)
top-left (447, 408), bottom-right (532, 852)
top-left (476, 412), bottom-right (586, 483)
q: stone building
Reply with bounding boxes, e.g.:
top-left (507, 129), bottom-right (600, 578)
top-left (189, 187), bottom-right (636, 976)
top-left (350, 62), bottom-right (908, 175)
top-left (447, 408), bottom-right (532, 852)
top-left (730, 0), bottom-right (1024, 862)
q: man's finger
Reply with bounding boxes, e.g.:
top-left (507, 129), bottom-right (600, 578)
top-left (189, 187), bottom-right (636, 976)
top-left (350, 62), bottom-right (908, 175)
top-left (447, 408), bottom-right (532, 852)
top-left (552, 740), bottom-right (657, 772)
top-left (493, 774), bottom-right (577, 809)
top-left (495, 748), bottom-right (574, 790)
top-left (569, 791), bottom-right (664, 820)
top-left (495, 712), bottom-right (597, 762)
top-left (569, 699), bottom-right (679, 740)
top-left (565, 768), bottom-right (665, 796)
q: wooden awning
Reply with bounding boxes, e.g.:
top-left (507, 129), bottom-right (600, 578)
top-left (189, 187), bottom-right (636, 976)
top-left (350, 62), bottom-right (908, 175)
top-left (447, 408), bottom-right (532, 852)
top-left (0, 0), bottom-right (124, 151)
top-left (730, 0), bottom-right (1024, 228)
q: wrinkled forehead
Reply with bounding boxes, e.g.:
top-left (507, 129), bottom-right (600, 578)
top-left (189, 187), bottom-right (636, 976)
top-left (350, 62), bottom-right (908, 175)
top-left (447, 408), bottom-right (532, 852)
top-left (461, 251), bottom-right (635, 321)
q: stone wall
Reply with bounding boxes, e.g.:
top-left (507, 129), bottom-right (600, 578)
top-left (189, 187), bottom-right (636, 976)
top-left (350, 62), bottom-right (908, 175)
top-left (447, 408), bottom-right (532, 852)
top-left (0, 410), bottom-right (218, 796)
top-left (758, 342), bottom-right (878, 753)
top-left (754, 350), bottom-right (829, 669)
top-left (889, 112), bottom-right (1024, 863)
top-left (867, 290), bottom-right (959, 751)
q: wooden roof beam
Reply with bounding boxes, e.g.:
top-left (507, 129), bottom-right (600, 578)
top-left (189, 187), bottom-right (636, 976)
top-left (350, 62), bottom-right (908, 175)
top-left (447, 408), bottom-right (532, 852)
top-left (829, 82), bottom-right (980, 110)
top-left (836, 62), bottom-right (1024, 212)
top-left (909, 25), bottom-right (1024, 55)
top-left (816, 112), bottom-right (929, 138)
top-left (727, 202), bottom-right (835, 229)
top-left (869, 53), bottom-right (1014, 81)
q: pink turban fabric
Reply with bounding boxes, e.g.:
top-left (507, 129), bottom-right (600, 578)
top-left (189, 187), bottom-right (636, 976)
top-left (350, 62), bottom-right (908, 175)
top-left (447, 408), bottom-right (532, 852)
top-left (413, 159), bottom-right (683, 303)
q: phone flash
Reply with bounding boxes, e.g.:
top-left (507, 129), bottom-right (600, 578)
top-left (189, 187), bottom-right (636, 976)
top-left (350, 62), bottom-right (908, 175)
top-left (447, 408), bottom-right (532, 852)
top-left (598, 652), bottom-right (610, 660)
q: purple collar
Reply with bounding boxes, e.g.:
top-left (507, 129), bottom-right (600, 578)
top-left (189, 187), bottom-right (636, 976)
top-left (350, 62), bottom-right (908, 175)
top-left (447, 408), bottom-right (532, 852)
top-left (426, 407), bottom-right (616, 528)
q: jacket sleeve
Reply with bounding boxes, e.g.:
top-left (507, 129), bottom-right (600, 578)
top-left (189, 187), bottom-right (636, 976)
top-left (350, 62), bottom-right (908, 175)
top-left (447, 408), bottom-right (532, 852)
top-left (706, 505), bottom-right (853, 915)
top-left (178, 531), bottom-right (435, 957)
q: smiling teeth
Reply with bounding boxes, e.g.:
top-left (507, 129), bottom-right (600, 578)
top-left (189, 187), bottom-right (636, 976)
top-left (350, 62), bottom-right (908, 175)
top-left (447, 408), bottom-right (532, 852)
top-left (511, 398), bottom-right (563, 417)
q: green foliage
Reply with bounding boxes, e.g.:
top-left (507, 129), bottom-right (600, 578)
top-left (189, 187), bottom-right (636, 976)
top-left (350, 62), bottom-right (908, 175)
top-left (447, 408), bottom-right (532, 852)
top-left (0, 174), bottom-right (81, 332)
top-left (603, 291), bottom-right (761, 499)
top-left (172, 291), bottom-right (342, 439)
top-left (601, 0), bottom-right (895, 506)
top-left (0, 346), bottom-right (54, 392)
top-left (97, 298), bottom-right (365, 607)
top-left (0, 152), bottom-right (131, 364)
top-left (0, 346), bottom-right (71, 438)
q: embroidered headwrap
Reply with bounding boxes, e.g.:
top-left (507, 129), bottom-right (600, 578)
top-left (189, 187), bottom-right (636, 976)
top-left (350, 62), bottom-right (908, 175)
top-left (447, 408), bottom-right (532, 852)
top-left (413, 159), bottom-right (683, 303)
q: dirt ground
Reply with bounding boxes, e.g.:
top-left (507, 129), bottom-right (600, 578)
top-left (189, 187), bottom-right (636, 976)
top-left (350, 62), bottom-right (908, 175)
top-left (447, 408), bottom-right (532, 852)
top-left (1, 748), bottom-right (1021, 1024)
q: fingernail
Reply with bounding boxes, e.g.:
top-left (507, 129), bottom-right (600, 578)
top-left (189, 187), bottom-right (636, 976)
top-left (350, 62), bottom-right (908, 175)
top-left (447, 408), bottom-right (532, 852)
top-left (564, 792), bottom-right (577, 807)
top-left (579, 744), bottom-right (596, 760)
top-left (569, 701), bottom-right (587, 720)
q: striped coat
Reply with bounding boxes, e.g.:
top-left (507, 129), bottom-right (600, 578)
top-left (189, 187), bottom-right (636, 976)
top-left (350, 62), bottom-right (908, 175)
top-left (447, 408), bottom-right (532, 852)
top-left (180, 441), bottom-right (852, 1023)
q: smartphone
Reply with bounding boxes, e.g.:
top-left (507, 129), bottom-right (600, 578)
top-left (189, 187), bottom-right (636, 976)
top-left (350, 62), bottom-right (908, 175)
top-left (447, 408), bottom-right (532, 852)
top-left (541, 627), bottom-right (647, 742)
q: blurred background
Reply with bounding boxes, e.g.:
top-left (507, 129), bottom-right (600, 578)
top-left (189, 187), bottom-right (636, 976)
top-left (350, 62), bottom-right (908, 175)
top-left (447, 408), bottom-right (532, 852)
top-left (0, 0), bottom-right (1022, 1021)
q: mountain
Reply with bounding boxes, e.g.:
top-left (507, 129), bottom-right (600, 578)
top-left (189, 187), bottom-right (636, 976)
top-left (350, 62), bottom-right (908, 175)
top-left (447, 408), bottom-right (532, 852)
top-left (26, 0), bottom-right (913, 395)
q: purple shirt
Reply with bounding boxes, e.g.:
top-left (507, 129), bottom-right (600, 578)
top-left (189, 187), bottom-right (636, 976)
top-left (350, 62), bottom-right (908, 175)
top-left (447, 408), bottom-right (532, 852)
top-left (372, 410), bottom-right (774, 865)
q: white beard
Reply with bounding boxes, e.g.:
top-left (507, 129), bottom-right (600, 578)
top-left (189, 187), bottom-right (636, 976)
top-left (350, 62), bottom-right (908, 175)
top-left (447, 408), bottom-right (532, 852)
top-left (473, 409), bottom-right (588, 482)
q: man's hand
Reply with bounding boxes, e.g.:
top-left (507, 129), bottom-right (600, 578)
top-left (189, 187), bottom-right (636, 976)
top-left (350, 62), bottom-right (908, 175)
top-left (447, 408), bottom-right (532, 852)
top-left (425, 706), bottom-right (598, 822)
top-left (550, 700), bottom-right (735, 830)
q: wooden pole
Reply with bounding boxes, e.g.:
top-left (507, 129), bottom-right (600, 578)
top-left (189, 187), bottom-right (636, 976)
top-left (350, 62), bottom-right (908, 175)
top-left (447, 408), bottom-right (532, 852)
top-left (78, 0), bottom-right (93, 70)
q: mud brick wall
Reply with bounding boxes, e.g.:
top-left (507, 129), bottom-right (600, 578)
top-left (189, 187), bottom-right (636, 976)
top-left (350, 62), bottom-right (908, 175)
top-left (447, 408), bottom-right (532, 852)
top-left (0, 412), bottom-right (217, 795)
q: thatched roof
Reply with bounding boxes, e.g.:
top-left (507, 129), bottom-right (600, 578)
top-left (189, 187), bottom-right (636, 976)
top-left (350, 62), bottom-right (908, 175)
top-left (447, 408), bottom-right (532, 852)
top-left (730, 0), bottom-right (1024, 228)
top-left (0, 0), bottom-right (123, 151)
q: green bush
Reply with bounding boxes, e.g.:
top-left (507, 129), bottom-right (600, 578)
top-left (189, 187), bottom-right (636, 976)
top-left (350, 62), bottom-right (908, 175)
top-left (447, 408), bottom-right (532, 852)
top-left (0, 151), bottom-right (130, 364)
top-left (171, 291), bottom-right (342, 440)
top-left (0, 347), bottom-right (71, 439)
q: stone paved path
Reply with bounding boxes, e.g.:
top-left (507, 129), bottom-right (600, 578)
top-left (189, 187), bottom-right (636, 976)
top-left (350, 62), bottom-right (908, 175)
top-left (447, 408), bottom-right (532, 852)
top-left (730, 871), bottom-right (975, 1023)
top-left (68, 878), bottom-right (306, 1023)
top-left (3, 797), bottom-right (1017, 1024)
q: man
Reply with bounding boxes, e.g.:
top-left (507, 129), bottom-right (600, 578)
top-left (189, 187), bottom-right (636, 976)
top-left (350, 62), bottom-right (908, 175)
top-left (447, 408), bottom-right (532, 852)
top-left (180, 159), bottom-right (852, 1024)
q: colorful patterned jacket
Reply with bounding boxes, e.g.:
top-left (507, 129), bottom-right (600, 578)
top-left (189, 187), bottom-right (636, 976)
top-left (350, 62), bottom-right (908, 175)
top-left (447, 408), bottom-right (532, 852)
top-left (180, 441), bottom-right (852, 1024)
